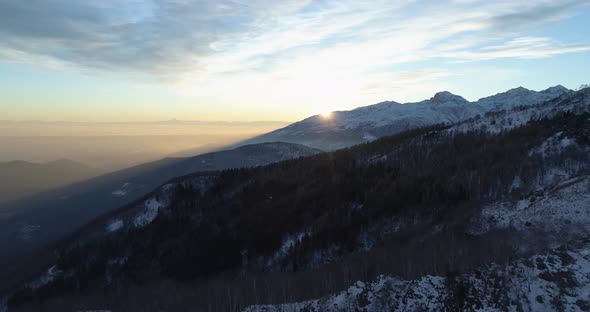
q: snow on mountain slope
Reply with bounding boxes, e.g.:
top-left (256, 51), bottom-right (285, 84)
top-left (326, 91), bottom-right (476, 130)
top-left (133, 198), bottom-right (166, 228)
top-left (12, 175), bottom-right (220, 295)
top-left (244, 86), bottom-right (571, 150)
top-left (472, 174), bottom-right (590, 246)
top-left (475, 85), bottom-right (571, 111)
top-left (7, 94), bottom-right (590, 311)
top-left (245, 238), bottom-right (590, 312)
top-left (105, 219), bottom-right (123, 232)
top-left (102, 176), bottom-right (218, 234)
top-left (452, 86), bottom-right (590, 134)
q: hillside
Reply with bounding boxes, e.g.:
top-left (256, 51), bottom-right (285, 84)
top-left (248, 237), bottom-right (590, 312)
top-left (0, 142), bottom-right (320, 296)
top-left (7, 87), bottom-right (590, 311)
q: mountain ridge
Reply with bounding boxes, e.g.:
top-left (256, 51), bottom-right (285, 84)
top-left (7, 88), bottom-right (590, 311)
top-left (4, 86), bottom-right (590, 312)
top-left (241, 85), bottom-right (572, 150)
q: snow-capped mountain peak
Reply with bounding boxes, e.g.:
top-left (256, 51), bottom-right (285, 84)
top-left (429, 91), bottom-right (468, 104)
top-left (542, 84), bottom-right (571, 95)
top-left (352, 100), bottom-right (402, 112)
top-left (507, 86), bottom-right (529, 93)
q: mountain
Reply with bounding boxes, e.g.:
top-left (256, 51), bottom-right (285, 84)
top-left (242, 86), bottom-right (571, 150)
top-left (0, 159), bottom-right (101, 203)
top-left (0, 142), bottom-right (320, 295)
top-left (475, 85), bottom-right (571, 111)
top-left (6, 87), bottom-right (590, 311)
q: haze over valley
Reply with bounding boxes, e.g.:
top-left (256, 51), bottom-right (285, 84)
top-left (0, 120), bottom-right (288, 172)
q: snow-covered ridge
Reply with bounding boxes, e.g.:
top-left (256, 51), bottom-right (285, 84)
top-left (451, 87), bottom-right (590, 134)
top-left (249, 86), bottom-right (575, 150)
top-left (245, 238), bottom-right (590, 312)
top-left (312, 90), bottom-right (479, 130)
top-left (340, 85), bottom-right (573, 131)
top-left (475, 85), bottom-right (571, 111)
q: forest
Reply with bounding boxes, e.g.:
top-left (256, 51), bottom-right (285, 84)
top-left (9, 111), bottom-right (590, 311)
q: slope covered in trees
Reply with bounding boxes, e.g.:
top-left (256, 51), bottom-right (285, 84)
top-left (7, 102), bottom-right (590, 311)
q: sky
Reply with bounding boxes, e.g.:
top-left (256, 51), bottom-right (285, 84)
top-left (0, 0), bottom-right (589, 123)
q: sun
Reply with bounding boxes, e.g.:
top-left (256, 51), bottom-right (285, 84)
top-left (320, 111), bottom-right (332, 119)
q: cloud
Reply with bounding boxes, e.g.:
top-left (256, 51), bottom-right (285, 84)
top-left (0, 0), bottom-right (588, 103)
top-left (0, 0), bottom-right (309, 75)
top-left (485, 0), bottom-right (589, 30)
top-left (442, 36), bottom-right (590, 61)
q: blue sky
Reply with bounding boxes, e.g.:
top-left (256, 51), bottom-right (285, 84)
top-left (0, 0), bottom-right (589, 122)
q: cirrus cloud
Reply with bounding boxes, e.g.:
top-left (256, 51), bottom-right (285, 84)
top-left (0, 0), bottom-right (589, 110)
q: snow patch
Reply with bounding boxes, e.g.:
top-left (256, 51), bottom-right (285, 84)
top-left (516, 199), bottom-right (530, 211)
top-left (133, 198), bottom-right (165, 228)
top-left (30, 265), bottom-right (62, 289)
top-left (111, 190), bottom-right (127, 197)
top-left (362, 133), bottom-right (377, 141)
top-left (265, 231), bottom-right (309, 269)
top-left (112, 182), bottom-right (131, 197)
top-left (473, 176), bottom-right (590, 238)
top-left (105, 219), bottom-right (124, 233)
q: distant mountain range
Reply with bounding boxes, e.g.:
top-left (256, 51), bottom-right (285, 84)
top-left (0, 159), bottom-right (101, 203)
top-left (243, 86), bottom-right (571, 150)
